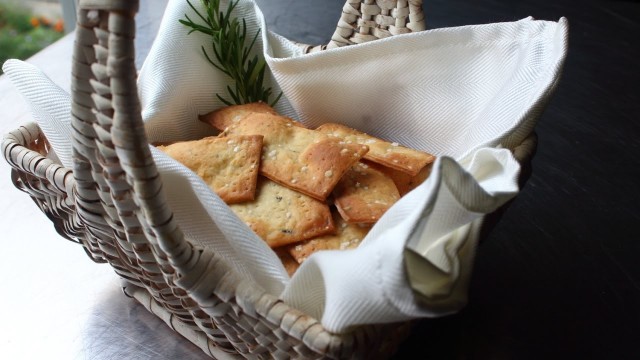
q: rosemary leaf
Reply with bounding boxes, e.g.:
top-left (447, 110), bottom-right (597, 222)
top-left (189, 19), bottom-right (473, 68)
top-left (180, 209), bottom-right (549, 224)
top-left (181, 0), bottom-right (281, 106)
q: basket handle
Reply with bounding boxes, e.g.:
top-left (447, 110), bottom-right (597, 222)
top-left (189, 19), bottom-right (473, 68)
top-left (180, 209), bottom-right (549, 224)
top-left (70, 0), bottom-right (225, 308)
top-left (299, 0), bottom-right (426, 53)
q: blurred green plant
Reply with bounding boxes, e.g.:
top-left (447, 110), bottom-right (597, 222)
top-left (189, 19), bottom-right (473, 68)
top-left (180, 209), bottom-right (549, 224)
top-left (0, 2), bottom-right (64, 74)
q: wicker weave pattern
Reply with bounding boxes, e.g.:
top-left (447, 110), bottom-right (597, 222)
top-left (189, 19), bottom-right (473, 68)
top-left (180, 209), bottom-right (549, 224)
top-left (1, 0), bottom-right (538, 359)
top-left (332, 0), bottom-right (425, 45)
top-left (300, 0), bottom-right (425, 53)
top-left (2, 123), bottom-right (104, 261)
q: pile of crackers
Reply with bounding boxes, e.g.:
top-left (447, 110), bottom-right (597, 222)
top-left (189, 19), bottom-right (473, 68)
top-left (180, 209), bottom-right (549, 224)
top-left (156, 102), bottom-right (436, 275)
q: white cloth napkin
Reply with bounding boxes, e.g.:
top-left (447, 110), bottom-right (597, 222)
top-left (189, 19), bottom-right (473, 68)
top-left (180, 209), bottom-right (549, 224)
top-left (3, 0), bottom-right (568, 333)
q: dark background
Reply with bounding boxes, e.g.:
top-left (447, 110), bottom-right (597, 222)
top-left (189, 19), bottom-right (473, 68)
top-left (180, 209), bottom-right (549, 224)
top-left (256, 0), bottom-right (640, 358)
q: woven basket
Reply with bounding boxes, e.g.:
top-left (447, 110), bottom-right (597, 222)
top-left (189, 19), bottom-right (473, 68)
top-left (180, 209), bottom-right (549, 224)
top-left (1, 0), bottom-right (537, 359)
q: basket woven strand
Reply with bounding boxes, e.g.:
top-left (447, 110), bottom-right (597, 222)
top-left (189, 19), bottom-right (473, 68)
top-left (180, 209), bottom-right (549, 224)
top-left (1, 0), bottom-right (538, 359)
top-left (300, 0), bottom-right (426, 53)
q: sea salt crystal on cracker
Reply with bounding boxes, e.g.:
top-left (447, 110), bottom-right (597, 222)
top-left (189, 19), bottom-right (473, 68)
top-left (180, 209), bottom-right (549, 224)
top-left (229, 177), bottom-right (335, 248)
top-left (286, 211), bottom-right (371, 264)
top-left (316, 123), bottom-right (435, 176)
top-left (156, 135), bottom-right (263, 204)
top-left (220, 114), bottom-right (369, 201)
top-left (333, 162), bottom-right (401, 224)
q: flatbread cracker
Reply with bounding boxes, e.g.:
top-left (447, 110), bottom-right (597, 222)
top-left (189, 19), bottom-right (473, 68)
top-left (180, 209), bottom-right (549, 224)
top-left (229, 177), bottom-right (335, 248)
top-left (366, 160), bottom-right (433, 196)
top-left (333, 162), bottom-right (401, 224)
top-left (220, 113), bottom-right (369, 201)
top-left (274, 248), bottom-right (300, 276)
top-left (316, 123), bottom-right (435, 176)
top-left (287, 211), bottom-right (371, 264)
top-left (156, 135), bottom-right (263, 204)
top-left (199, 101), bottom-right (278, 131)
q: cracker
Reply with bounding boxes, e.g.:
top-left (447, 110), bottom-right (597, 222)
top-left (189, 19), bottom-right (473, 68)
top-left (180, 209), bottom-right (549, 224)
top-left (199, 101), bottom-right (278, 131)
top-left (316, 123), bottom-right (436, 176)
top-left (366, 160), bottom-right (433, 196)
top-left (221, 113), bottom-right (369, 201)
top-left (274, 248), bottom-right (300, 276)
top-left (229, 177), bottom-right (335, 248)
top-left (287, 211), bottom-right (371, 264)
top-left (333, 162), bottom-right (401, 224)
top-left (156, 135), bottom-right (263, 204)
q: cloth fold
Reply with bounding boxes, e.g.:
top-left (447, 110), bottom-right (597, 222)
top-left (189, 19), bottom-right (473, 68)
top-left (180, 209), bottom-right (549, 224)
top-left (3, 0), bottom-right (568, 333)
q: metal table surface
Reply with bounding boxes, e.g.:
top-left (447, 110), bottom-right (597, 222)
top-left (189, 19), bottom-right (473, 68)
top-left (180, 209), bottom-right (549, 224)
top-left (1, 0), bottom-right (638, 359)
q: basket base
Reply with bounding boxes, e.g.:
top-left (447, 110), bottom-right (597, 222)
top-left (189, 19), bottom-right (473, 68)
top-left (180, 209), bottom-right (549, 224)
top-left (123, 283), bottom-right (241, 359)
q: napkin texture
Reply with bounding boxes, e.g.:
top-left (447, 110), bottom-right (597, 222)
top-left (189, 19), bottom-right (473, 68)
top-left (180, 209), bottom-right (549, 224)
top-left (3, 0), bottom-right (568, 333)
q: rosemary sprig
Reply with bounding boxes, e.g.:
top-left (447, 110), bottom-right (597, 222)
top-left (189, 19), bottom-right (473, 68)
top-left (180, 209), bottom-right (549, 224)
top-left (179, 0), bottom-right (282, 106)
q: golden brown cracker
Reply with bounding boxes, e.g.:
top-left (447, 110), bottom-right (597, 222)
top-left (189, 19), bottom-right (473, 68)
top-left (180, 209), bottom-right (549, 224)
top-left (222, 113), bottom-right (369, 201)
top-left (156, 135), bottom-right (263, 204)
top-left (274, 248), bottom-right (300, 276)
top-left (229, 177), bottom-right (335, 248)
top-left (200, 101), bottom-right (278, 131)
top-left (333, 162), bottom-right (401, 224)
top-left (366, 160), bottom-right (433, 196)
top-left (316, 123), bottom-right (436, 177)
top-left (287, 211), bottom-right (371, 264)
